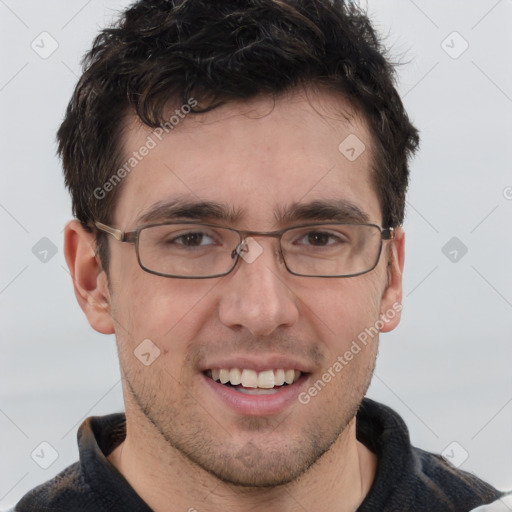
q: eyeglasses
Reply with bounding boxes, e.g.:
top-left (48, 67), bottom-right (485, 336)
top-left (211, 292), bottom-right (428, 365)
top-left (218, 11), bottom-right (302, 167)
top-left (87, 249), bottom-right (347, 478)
top-left (94, 221), bottom-right (395, 279)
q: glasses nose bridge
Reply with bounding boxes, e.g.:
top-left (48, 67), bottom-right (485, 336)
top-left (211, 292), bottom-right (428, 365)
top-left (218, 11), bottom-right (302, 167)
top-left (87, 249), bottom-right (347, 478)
top-left (233, 229), bottom-right (284, 260)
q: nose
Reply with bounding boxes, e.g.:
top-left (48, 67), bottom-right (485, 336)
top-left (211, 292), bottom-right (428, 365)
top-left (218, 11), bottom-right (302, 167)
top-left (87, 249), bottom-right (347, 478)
top-left (218, 237), bottom-right (300, 337)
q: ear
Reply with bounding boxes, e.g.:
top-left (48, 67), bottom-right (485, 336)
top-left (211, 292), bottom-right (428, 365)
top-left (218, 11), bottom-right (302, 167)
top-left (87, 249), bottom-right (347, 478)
top-left (64, 220), bottom-right (115, 334)
top-left (379, 227), bottom-right (405, 333)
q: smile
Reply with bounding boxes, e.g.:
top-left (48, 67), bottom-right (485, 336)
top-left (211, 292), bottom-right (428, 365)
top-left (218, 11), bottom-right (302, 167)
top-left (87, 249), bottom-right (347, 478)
top-left (204, 368), bottom-right (305, 397)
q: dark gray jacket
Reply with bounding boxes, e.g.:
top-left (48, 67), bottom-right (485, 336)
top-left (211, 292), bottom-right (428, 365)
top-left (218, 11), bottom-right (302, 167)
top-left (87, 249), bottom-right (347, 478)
top-left (8, 399), bottom-right (506, 511)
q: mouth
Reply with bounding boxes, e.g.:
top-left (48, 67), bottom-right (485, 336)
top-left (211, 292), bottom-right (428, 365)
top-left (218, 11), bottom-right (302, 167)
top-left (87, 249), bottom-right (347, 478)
top-left (204, 368), bottom-right (303, 395)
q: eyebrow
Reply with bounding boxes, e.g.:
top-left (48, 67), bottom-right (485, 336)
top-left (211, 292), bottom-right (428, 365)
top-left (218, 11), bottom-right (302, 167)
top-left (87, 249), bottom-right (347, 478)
top-left (135, 198), bottom-right (371, 226)
top-left (136, 200), bottom-right (245, 224)
top-left (276, 199), bottom-right (370, 225)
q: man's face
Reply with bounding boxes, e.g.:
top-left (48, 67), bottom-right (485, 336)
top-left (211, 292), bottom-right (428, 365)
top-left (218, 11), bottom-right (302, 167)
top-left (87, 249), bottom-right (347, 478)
top-left (99, 88), bottom-right (402, 486)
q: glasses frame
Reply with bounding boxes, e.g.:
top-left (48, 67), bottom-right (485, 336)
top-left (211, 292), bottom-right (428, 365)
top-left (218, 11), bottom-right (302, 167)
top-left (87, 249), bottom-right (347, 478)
top-left (93, 220), bottom-right (395, 279)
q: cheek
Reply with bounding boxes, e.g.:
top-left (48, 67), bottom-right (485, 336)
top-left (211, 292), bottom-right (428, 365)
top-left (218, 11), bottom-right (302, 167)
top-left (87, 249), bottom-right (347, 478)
top-left (294, 274), bottom-right (385, 374)
top-left (109, 265), bottom-right (219, 345)
top-left (302, 273), bottom-right (384, 334)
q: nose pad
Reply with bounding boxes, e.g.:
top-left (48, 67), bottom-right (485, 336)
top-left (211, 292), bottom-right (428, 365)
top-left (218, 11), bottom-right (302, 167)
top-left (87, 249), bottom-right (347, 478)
top-left (231, 237), bottom-right (284, 267)
top-left (231, 238), bottom-right (250, 261)
top-left (231, 240), bottom-right (245, 260)
top-left (231, 236), bottom-right (284, 264)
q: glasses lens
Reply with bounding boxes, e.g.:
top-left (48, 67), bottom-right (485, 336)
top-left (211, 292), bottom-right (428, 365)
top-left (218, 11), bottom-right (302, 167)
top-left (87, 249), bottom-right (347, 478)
top-left (281, 224), bottom-right (382, 276)
top-left (138, 224), bottom-right (239, 277)
top-left (136, 223), bottom-right (383, 278)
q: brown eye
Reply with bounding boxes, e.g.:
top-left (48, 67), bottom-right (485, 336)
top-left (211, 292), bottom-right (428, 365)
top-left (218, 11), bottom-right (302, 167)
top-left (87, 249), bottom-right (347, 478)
top-left (306, 232), bottom-right (333, 246)
top-left (174, 232), bottom-right (208, 247)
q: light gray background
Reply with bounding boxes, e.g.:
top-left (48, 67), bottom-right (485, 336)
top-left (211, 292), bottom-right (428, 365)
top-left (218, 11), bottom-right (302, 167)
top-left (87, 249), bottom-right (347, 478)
top-left (1, 0), bottom-right (511, 508)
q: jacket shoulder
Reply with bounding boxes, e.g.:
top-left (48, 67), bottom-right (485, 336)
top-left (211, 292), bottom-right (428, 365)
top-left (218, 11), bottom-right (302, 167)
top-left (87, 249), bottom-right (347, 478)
top-left (413, 447), bottom-right (504, 509)
top-left (10, 462), bottom-right (95, 512)
top-left (469, 492), bottom-right (512, 511)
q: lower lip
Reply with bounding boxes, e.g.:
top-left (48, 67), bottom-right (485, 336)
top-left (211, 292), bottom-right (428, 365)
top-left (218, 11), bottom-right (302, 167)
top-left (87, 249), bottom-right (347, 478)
top-left (202, 373), bottom-right (309, 417)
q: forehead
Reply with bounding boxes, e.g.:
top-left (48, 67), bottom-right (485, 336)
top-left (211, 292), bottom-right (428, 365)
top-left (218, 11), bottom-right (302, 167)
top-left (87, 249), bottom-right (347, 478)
top-left (114, 88), bottom-right (381, 229)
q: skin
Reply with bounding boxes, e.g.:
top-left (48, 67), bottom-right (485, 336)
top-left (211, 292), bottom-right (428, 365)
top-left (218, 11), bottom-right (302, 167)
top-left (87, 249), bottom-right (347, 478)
top-left (64, 87), bottom-right (405, 512)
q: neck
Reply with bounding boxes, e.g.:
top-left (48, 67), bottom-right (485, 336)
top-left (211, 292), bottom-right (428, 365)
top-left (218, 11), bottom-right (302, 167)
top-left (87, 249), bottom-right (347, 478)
top-left (107, 412), bottom-right (377, 512)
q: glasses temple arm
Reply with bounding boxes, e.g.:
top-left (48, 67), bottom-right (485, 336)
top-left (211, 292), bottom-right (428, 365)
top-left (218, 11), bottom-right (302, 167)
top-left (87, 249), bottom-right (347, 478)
top-left (94, 221), bottom-right (124, 241)
top-left (382, 227), bottom-right (395, 240)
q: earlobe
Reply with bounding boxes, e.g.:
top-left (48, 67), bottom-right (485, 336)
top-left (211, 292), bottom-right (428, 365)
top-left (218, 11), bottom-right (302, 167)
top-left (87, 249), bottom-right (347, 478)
top-left (64, 220), bottom-right (115, 335)
top-left (379, 228), bottom-right (405, 333)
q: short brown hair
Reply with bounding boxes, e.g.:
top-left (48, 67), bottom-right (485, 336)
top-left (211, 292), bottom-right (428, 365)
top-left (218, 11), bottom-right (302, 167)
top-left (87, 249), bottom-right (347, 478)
top-left (57, 0), bottom-right (419, 269)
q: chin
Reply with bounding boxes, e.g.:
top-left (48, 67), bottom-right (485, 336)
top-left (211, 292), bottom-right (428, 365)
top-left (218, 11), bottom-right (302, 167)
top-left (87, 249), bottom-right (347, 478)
top-left (199, 446), bottom-right (316, 488)
top-left (176, 426), bottom-right (340, 489)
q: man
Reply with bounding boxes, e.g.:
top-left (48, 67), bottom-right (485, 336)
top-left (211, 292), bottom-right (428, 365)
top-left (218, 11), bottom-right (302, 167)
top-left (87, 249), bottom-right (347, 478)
top-left (10, 0), bottom-right (507, 510)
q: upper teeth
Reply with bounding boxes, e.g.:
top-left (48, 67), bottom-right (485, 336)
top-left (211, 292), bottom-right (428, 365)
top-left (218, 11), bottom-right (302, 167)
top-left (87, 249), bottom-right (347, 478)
top-left (209, 368), bottom-right (301, 388)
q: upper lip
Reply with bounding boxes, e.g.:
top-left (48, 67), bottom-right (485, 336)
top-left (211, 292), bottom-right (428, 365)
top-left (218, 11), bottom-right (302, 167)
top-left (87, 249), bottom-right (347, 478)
top-left (200, 356), bottom-right (312, 373)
